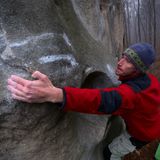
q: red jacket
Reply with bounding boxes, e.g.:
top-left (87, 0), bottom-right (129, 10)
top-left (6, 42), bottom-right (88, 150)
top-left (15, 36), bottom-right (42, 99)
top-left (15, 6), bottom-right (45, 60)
top-left (62, 73), bottom-right (160, 142)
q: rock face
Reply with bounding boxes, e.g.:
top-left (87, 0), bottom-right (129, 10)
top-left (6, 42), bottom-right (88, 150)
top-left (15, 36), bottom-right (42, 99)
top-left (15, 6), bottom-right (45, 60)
top-left (0, 0), bottom-right (124, 160)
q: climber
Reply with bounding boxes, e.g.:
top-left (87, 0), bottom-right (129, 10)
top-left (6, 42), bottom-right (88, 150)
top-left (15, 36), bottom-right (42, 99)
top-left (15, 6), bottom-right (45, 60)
top-left (7, 43), bottom-right (160, 159)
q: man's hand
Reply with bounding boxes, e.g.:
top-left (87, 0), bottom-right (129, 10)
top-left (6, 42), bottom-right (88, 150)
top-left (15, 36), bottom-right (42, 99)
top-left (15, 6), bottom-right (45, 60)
top-left (7, 71), bottom-right (63, 103)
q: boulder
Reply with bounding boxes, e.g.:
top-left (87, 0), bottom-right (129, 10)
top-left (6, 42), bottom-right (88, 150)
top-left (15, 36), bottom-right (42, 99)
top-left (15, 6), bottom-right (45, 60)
top-left (0, 0), bottom-right (124, 159)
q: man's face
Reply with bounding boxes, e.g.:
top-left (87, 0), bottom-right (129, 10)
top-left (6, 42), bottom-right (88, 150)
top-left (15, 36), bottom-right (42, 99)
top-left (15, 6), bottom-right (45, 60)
top-left (115, 54), bottom-right (137, 77)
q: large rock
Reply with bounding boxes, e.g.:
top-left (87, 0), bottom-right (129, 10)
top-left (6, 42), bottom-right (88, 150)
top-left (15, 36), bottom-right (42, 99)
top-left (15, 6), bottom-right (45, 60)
top-left (0, 0), bottom-right (124, 159)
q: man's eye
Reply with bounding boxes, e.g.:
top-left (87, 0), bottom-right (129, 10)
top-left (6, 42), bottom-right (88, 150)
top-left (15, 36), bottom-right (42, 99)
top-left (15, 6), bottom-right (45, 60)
top-left (125, 56), bottom-right (131, 63)
top-left (120, 54), bottom-right (131, 63)
top-left (121, 53), bottom-right (125, 57)
top-left (120, 54), bottom-right (125, 59)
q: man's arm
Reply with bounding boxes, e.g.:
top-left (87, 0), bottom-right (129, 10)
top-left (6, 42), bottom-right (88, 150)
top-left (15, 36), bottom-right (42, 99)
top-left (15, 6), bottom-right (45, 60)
top-left (7, 71), bottom-right (104, 114)
top-left (7, 71), bottom-right (109, 114)
top-left (8, 71), bottom-right (132, 115)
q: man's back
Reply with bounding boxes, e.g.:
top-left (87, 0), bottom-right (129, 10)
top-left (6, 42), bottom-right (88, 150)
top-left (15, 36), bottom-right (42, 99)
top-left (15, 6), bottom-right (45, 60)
top-left (116, 73), bottom-right (160, 141)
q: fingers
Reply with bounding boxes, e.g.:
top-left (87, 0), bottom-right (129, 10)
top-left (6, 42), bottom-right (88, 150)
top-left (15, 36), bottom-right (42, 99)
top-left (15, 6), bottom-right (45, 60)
top-left (12, 94), bottom-right (32, 103)
top-left (7, 80), bottom-right (28, 97)
top-left (32, 71), bottom-right (48, 81)
top-left (8, 85), bottom-right (25, 98)
top-left (7, 71), bottom-right (51, 103)
top-left (7, 81), bottom-right (34, 103)
top-left (8, 75), bottom-right (30, 87)
top-left (12, 94), bottom-right (29, 102)
top-left (7, 75), bottom-right (32, 99)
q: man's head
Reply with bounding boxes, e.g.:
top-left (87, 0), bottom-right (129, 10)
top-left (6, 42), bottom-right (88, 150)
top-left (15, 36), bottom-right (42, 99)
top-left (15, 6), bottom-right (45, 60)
top-left (124, 43), bottom-right (156, 72)
top-left (116, 42), bottom-right (156, 78)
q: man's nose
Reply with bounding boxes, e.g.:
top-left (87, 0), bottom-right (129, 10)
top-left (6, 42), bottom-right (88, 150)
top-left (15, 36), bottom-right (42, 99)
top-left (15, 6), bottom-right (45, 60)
top-left (118, 58), bottom-right (125, 65)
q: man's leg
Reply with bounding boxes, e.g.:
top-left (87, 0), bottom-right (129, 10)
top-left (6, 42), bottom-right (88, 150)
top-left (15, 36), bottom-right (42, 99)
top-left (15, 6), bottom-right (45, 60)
top-left (103, 145), bottom-right (112, 160)
top-left (103, 131), bottom-right (136, 160)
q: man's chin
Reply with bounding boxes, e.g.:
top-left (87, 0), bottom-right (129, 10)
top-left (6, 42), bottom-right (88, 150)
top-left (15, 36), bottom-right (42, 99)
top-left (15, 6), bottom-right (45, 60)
top-left (115, 70), bottom-right (122, 76)
top-left (116, 72), bottom-right (127, 79)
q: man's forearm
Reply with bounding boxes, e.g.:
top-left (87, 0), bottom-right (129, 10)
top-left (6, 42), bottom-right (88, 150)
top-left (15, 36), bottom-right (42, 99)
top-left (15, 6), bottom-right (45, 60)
top-left (62, 87), bottom-right (103, 114)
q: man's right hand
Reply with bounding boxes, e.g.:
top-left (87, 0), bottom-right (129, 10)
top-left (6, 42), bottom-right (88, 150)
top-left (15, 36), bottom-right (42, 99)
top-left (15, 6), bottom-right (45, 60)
top-left (7, 71), bottom-right (63, 103)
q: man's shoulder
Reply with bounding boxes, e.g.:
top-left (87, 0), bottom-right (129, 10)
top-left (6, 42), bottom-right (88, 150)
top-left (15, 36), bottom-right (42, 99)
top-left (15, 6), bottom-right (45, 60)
top-left (123, 74), bottom-right (151, 93)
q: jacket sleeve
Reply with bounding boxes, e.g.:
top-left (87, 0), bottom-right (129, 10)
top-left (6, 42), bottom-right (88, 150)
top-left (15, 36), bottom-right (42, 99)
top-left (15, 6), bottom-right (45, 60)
top-left (62, 84), bottom-right (136, 115)
top-left (62, 87), bottom-right (103, 114)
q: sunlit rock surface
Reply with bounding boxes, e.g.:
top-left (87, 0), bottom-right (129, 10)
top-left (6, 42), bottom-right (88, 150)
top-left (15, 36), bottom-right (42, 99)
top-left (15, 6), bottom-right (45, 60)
top-left (0, 0), bottom-right (124, 159)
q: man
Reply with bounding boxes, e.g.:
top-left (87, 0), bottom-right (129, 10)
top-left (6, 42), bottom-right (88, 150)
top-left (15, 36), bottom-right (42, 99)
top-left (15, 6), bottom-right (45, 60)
top-left (7, 43), bottom-right (160, 159)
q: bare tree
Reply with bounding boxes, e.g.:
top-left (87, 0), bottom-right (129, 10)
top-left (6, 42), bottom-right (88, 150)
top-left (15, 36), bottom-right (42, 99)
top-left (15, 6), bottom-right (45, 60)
top-left (137, 0), bottom-right (141, 41)
top-left (123, 0), bottom-right (158, 50)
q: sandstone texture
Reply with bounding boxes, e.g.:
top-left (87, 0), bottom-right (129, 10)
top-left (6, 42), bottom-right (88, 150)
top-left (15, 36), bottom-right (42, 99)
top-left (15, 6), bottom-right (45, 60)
top-left (0, 0), bottom-right (124, 160)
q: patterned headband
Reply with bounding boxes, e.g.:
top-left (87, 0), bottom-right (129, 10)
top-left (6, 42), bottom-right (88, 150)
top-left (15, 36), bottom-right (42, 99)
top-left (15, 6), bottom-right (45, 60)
top-left (124, 48), bottom-right (148, 72)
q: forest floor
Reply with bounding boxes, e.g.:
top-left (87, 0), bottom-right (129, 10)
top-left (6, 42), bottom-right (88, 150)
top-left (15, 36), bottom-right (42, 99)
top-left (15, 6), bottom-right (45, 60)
top-left (123, 57), bottom-right (160, 159)
top-left (123, 139), bottom-right (159, 159)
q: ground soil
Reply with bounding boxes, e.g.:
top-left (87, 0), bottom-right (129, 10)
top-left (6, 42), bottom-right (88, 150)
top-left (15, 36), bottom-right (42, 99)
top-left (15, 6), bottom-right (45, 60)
top-left (123, 139), bottom-right (159, 159)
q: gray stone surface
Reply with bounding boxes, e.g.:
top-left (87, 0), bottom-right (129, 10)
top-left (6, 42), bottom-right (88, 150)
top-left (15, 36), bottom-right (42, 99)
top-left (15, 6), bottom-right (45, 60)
top-left (0, 0), bottom-right (123, 159)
